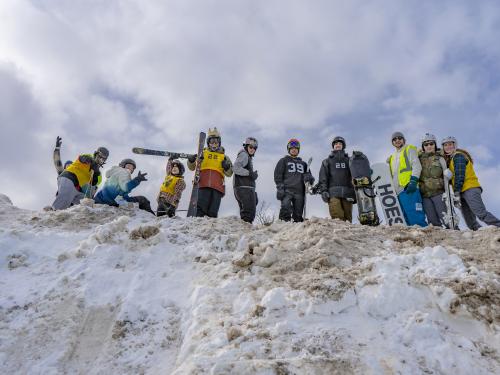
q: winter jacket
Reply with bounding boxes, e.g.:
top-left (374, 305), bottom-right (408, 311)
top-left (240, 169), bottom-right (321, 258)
top-left (187, 147), bottom-right (233, 195)
top-left (447, 150), bottom-right (481, 193)
top-left (233, 148), bottom-right (256, 188)
top-left (318, 150), bottom-right (355, 199)
top-left (418, 151), bottom-right (447, 198)
top-left (388, 145), bottom-right (422, 194)
top-left (158, 159), bottom-right (186, 208)
top-left (274, 155), bottom-right (312, 195)
top-left (94, 166), bottom-right (140, 205)
top-left (60, 154), bottom-right (102, 193)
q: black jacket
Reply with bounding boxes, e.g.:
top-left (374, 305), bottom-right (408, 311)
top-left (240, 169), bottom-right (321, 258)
top-left (233, 149), bottom-right (255, 188)
top-left (274, 155), bottom-right (311, 194)
top-left (319, 151), bottom-right (355, 199)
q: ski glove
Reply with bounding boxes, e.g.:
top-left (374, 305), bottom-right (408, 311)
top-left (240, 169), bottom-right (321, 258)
top-left (169, 153), bottom-right (180, 160)
top-left (221, 157), bottom-right (231, 171)
top-left (276, 187), bottom-right (285, 201)
top-left (55, 136), bottom-right (62, 149)
top-left (405, 176), bottom-right (419, 194)
top-left (251, 170), bottom-right (258, 180)
top-left (187, 154), bottom-right (197, 163)
top-left (321, 191), bottom-right (330, 203)
top-left (134, 171), bottom-right (148, 183)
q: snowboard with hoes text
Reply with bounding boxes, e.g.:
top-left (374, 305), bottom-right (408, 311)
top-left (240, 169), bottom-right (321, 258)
top-left (442, 179), bottom-right (460, 229)
top-left (303, 157), bottom-right (313, 219)
top-left (371, 162), bottom-right (406, 226)
top-left (349, 151), bottom-right (379, 226)
top-left (187, 132), bottom-right (207, 217)
top-left (132, 147), bottom-right (196, 160)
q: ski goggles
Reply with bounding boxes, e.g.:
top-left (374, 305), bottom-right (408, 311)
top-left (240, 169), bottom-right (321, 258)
top-left (288, 140), bottom-right (300, 149)
top-left (422, 141), bottom-right (435, 147)
top-left (392, 136), bottom-right (404, 141)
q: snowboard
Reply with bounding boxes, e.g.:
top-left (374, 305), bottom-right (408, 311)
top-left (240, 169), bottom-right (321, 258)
top-left (371, 162), bottom-right (406, 225)
top-left (442, 179), bottom-right (460, 229)
top-left (349, 151), bottom-right (379, 226)
top-left (132, 147), bottom-right (196, 160)
top-left (187, 132), bottom-right (207, 217)
top-left (303, 157), bottom-right (313, 218)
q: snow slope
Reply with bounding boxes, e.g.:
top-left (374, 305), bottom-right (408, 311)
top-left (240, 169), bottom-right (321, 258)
top-left (0, 193), bottom-right (499, 374)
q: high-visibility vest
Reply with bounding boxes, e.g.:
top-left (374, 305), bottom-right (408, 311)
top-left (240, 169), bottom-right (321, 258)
top-left (160, 175), bottom-right (182, 195)
top-left (200, 149), bottom-right (225, 176)
top-left (65, 155), bottom-right (92, 187)
top-left (389, 145), bottom-right (417, 187)
top-left (450, 150), bottom-right (481, 192)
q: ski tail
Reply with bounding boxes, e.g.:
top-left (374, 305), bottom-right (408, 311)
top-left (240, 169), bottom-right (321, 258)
top-left (186, 132), bottom-right (207, 217)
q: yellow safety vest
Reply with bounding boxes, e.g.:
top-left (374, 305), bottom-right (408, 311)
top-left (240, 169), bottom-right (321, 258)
top-left (200, 149), bottom-right (225, 176)
top-left (160, 175), bottom-right (182, 195)
top-left (449, 151), bottom-right (481, 192)
top-left (65, 155), bottom-right (92, 187)
top-left (389, 145), bottom-right (417, 187)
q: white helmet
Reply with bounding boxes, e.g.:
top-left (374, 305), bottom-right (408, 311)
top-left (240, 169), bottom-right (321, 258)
top-left (421, 133), bottom-right (437, 144)
top-left (441, 136), bottom-right (457, 147)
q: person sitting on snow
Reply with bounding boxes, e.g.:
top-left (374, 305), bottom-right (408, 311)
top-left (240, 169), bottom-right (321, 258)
top-left (156, 157), bottom-right (186, 217)
top-left (387, 132), bottom-right (427, 227)
top-left (94, 158), bottom-right (154, 215)
top-left (442, 136), bottom-right (500, 230)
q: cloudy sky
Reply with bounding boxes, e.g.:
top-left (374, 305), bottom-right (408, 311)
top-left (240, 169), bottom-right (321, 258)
top-left (1, 0), bottom-right (499, 221)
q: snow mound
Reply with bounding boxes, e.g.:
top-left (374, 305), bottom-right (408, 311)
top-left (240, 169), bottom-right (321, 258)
top-left (0, 206), bottom-right (499, 374)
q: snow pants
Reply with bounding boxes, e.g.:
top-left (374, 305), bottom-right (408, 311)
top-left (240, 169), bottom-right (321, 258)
top-left (422, 194), bottom-right (446, 227)
top-left (52, 176), bottom-right (84, 210)
top-left (328, 197), bottom-right (353, 222)
top-left (157, 198), bottom-right (176, 217)
top-left (197, 188), bottom-right (223, 218)
top-left (279, 192), bottom-right (304, 222)
top-left (127, 196), bottom-right (155, 215)
top-left (234, 187), bottom-right (257, 223)
top-left (397, 189), bottom-right (427, 227)
top-left (460, 187), bottom-right (500, 230)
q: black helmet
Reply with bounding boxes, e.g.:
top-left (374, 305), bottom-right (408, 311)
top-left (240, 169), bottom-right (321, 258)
top-left (332, 136), bottom-right (346, 150)
top-left (171, 160), bottom-right (185, 176)
top-left (119, 158), bottom-right (136, 169)
top-left (94, 146), bottom-right (109, 166)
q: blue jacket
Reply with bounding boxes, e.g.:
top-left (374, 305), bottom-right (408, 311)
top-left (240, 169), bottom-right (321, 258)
top-left (94, 166), bottom-right (140, 205)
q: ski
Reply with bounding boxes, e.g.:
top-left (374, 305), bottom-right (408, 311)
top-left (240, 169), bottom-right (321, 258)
top-left (132, 147), bottom-right (196, 159)
top-left (187, 132), bottom-right (206, 217)
top-left (349, 151), bottom-right (379, 226)
top-left (371, 162), bottom-right (406, 226)
top-left (442, 179), bottom-right (460, 229)
top-left (303, 157), bottom-right (313, 218)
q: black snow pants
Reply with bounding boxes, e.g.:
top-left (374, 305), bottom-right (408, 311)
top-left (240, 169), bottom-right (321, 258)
top-left (196, 188), bottom-right (223, 218)
top-left (234, 187), bottom-right (257, 223)
top-left (127, 196), bottom-right (155, 215)
top-left (157, 199), bottom-right (176, 217)
top-left (279, 192), bottom-right (305, 222)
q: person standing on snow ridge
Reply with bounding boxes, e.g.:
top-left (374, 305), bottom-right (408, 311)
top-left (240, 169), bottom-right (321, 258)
top-left (418, 133), bottom-right (452, 228)
top-left (187, 127), bottom-right (233, 218)
top-left (156, 157), bottom-right (187, 217)
top-left (51, 147), bottom-right (109, 210)
top-left (318, 136), bottom-right (356, 222)
top-left (387, 132), bottom-right (427, 227)
top-left (233, 137), bottom-right (259, 223)
top-left (442, 136), bottom-right (500, 230)
top-left (94, 158), bottom-right (154, 215)
top-left (53, 136), bottom-right (73, 175)
top-left (274, 138), bottom-right (315, 222)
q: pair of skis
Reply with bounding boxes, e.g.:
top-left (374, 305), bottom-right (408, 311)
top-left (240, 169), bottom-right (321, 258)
top-left (133, 132), bottom-right (206, 217)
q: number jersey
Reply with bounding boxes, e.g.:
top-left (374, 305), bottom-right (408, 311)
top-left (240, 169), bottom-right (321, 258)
top-left (274, 155), bottom-right (309, 194)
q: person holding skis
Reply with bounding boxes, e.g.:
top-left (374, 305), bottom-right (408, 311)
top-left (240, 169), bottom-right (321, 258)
top-left (94, 158), bottom-right (154, 214)
top-left (233, 137), bottom-right (259, 223)
top-left (187, 127), bottom-right (233, 217)
top-left (387, 132), bottom-right (427, 226)
top-left (53, 136), bottom-right (73, 175)
top-left (442, 136), bottom-right (500, 230)
top-left (52, 147), bottom-right (109, 210)
top-left (274, 138), bottom-right (315, 222)
top-left (418, 133), bottom-right (451, 228)
top-left (157, 156), bottom-right (187, 217)
top-left (318, 136), bottom-right (356, 222)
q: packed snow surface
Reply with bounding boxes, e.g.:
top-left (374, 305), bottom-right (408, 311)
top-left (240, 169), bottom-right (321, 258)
top-left (0, 196), bottom-right (499, 374)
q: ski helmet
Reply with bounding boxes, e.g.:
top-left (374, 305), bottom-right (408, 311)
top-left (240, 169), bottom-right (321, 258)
top-left (441, 136), bottom-right (457, 147)
top-left (243, 137), bottom-right (258, 150)
top-left (170, 160), bottom-right (185, 176)
top-left (207, 127), bottom-right (221, 147)
top-left (287, 138), bottom-right (300, 152)
top-left (119, 158), bottom-right (136, 169)
top-left (332, 136), bottom-right (346, 150)
top-left (94, 146), bottom-right (109, 166)
top-left (421, 133), bottom-right (437, 144)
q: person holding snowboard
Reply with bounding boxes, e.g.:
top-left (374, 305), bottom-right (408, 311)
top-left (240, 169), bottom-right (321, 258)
top-left (387, 132), bottom-right (427, 226)
top-left (274, 138), bottom-right (315, 222)
top-left (318, 136), bottom-right (356, 222)
top-left (53, 136), bottom-right (73, 175)
top-left (94, 158), bottom-right (154, 214)
top-left (51, 147), bottom-right (109, 210)
top-left (187, 127), bottom-right (233, 218)
top-left (157, 157), bottom-right (187, 217)
top-left (442, 136), bottom-right (500, 230)
top-left (233, 137), bottom-right (259, 223)
top-left (418, 133), bottom-right (451, 228)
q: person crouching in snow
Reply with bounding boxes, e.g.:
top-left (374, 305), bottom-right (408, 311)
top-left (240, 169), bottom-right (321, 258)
top-left (52, 146), bottom-right (109, 210)
top-left (233, 137), bottom-right (259, 223)
top-left (442, 136), bottom-right (500, 230)
top-left (157, 157), bottom-right (186, 217)
top-left (94, 159), bottom-right (154, 215)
